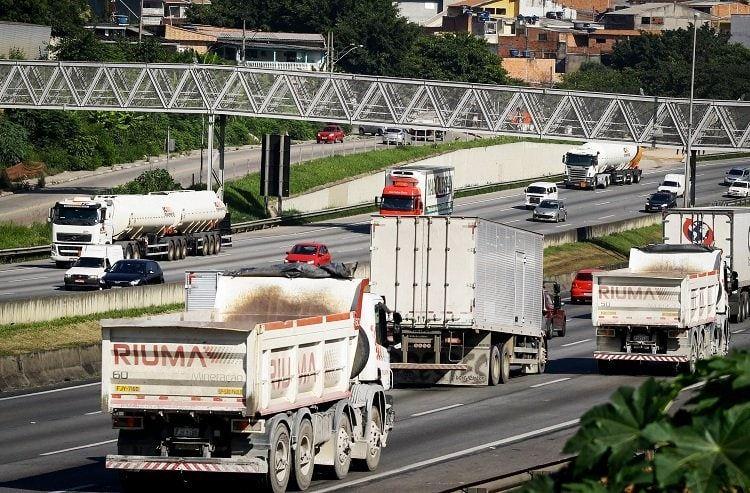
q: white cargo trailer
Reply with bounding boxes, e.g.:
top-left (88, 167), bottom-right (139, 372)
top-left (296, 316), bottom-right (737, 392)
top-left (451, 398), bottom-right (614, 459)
top-left (564, 142), bottom-right (643, 189)
top-left (370, 215), bottom-right (546, 386)
top-left (592, 244), bottom-right (731, 373)
top-left (50, 190), bottom-right (230, 267)
top-left (102, 265), bottom-right (395, 493)
top-left (379, 165), bottom-right (454, 216)
top-left (663, 207), bottom-right (750, 323)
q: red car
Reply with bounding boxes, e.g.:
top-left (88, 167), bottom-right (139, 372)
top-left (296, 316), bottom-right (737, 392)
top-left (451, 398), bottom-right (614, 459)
top-left (570, 268), bottom-right (603, 304)
top-left (284, 243), bottom-right (332, 266)
top-left (317, 125), bottom-right (345, 144)
top-left (543, 285), bottom-right (566, 338)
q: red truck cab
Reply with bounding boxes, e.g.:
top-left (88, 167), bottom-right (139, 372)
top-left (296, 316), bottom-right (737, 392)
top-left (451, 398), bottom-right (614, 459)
top-left (379, 177), bottom-right (423, 216)
top-left (543, 283), bottom-right (566, 338)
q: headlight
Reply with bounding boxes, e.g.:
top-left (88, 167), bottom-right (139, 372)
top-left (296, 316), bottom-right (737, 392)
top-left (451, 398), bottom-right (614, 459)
top-left (88, 274), bottom-right (98, 279)
top-left (306, 260), bottom-right (315, 265)
top-left (130, 279), bottom-right (141, 286)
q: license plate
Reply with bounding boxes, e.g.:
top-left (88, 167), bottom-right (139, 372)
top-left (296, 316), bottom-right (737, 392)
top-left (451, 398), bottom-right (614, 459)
top-left (74, 279), bottom-right (84, 283)
top-left (174, 426), bottom-right (200, 438)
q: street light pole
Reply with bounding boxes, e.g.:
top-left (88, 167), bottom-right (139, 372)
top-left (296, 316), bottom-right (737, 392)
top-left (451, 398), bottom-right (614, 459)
top-left (138, 0), bottom-right (144, 45)
top-left (684, 13), bottom-right (698, 207)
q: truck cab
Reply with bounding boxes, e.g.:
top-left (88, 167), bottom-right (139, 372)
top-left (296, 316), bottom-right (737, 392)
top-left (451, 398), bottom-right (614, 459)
top-left (525, 181), bottom-right (558, 209)
top-left (378, 166), bottom-right (454, 216)
top-left (64, 244), bottom-right (123, 290)
top-left (49, 197), bottom-right (109, 266)
top-left (380, 176), bottom-right (423, 216)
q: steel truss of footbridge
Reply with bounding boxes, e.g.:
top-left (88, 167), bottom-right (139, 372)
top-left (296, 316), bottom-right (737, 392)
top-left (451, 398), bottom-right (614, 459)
top-left (1, 60), bottom-right (750, 151)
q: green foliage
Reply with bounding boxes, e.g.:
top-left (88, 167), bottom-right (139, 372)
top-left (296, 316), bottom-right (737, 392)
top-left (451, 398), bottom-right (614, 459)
top-left (0, 0), bottom-right (90, 37)
top-left (558, 63), bottom-right (640, 95)
top-left (0, 118), bottom-right (32, 167)
top-left (522, 351), bottom-right (750, 493)
top-left (111, 169), bottom-right (181, 195)
top-left (400, 33), bottom-right (508, 84)
top-left (589, 224), bottom-right (662, 257)
top-left (0, 222), bottom-right (51, 249)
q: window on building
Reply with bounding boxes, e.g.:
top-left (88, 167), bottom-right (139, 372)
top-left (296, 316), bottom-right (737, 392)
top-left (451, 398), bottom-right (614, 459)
top-left (538, 32), bottom-right (548, 41)
top-left (595, 37), bottom-right (606, 43)
top-left (641, 16), bottom-right (651, 24)
top-left (284, 51), bottom-right (296, 62)
top-left (652, 16), bottom-right (664, 24)
top-left (485, 21), bottom-right (498, 34)
top-left (498, 8), bottom-right (506, 15)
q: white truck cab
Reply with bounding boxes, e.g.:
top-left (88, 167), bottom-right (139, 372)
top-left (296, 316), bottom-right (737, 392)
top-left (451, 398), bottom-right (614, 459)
top-left (658, 173), bottom-right (685, 197)
top-left (64, 245), bottom-right (124, 290)
top-left (525, 181), bottom-right (558, 209)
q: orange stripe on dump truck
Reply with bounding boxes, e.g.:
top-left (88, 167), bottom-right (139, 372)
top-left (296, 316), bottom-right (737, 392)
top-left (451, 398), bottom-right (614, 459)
top-left (296, 316), bottom-right (324, 327)
top-left (326, 312), bottom-right (352, 322)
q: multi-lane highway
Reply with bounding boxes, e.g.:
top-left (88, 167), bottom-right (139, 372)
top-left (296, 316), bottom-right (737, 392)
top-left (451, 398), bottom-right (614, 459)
top-left (0, 303), bottom-right (748, 493)
top-left (0, 156), bottom-right (747, 302)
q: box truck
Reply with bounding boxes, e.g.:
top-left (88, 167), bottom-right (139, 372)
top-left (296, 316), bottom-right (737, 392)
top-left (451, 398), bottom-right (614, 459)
top-left (378, 165), bottom-right (454, 216)
top-left (369, 215), bottom-right (546, 386)
top-left (663, 207), bottom-right (750, 323)
top-left (50, 190), bottom-right (230, 267)
top-left (592, 244), bottom-right (731, 373)
top-left (564, 142), bottom-right (643, 190)
top-left (102, 264), bottom-right (395, 492)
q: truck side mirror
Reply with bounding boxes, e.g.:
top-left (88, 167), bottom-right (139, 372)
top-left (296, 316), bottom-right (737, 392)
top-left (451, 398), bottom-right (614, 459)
top-left (375, 196), bottom-right (381, 206)
top-left (393, 312), bottom-right (402, 325)
top-left (732, 271), bottom-right (739, 292)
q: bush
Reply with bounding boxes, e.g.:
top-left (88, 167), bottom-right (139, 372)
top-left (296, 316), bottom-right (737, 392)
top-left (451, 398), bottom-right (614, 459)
top-left (111, 169), bottom-right (182, 194)
top-left (0, 119), bottom-right (32, 167)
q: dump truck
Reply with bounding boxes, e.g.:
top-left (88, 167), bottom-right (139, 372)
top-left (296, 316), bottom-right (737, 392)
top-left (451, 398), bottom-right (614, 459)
top-left (592, 244), bottom-right (731, 374)
top-left (370, 215), bottom-right (546, 386)
top-left (378, 165), bottom-right (454, 216)
top-left (564, 142), bottom-right (643, 189)
top-left (101, 263), bottom-right (395, 493)
top-left (50, 190), bottom-right (230, 267)
top-left (663, 207), bottom-right (750, 323)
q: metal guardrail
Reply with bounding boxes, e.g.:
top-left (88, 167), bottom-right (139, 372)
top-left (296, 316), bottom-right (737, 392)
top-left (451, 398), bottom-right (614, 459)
top-left (0, 244), bottom-right (50, 261)
top-left (712, 197), bottom-right (750, 207)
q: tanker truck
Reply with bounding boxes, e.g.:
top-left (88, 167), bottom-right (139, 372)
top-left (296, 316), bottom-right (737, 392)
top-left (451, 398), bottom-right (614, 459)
top-left (564, 142), bottom-right (643, 190)
top-left (592, 244), bottom-right (731, 374)
top-left (49, 190), bottom-right (230, 267)
top-left (370, 215), bottom-right (547, 386)
top-left (102, 263), bottom-right (395, 493)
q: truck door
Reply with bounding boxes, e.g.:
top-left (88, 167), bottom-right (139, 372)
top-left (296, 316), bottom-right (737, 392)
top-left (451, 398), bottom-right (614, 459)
top-left (514, 252), bottom-right (526, 324)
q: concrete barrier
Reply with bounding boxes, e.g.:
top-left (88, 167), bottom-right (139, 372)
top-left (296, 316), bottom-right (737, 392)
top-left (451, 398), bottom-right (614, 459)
top-left (0, 344), bottom-right (101, 391)
top-left (0, 283), bottom-right (183, 325)
top-left (283, 141), bottom-right (570, 213)
top-left (544, 214), bottom-right (661, 248)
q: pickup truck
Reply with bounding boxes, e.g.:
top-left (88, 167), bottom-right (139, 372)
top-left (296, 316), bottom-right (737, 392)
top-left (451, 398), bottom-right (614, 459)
top-left (316, 125), bottom-right (345, 143)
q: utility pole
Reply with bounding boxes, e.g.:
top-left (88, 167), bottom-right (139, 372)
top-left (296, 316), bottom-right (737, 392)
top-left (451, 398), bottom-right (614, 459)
top-left (138, 0), bottom-right (144, 44)
top-left (684, 13), bottom-right (698, 208)
top-left (242, 20), bottom-right (246, 64)
top-left (328, 31), bottom-right (334, 73)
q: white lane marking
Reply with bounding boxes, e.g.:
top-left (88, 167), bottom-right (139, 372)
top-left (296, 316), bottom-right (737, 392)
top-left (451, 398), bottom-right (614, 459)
top-left (0, 382), bottom-right (99, 402)
top-left (641, 181), bottom-right (658, 185)
top-left (85, 410), bottom-right (103, 415)
top-left (40, 438), bottom-right (117, 456)
top-left (561, 338), bottom-right (592, 347)
top-left (507, 219), bottom-right (521, 223)
top-left (732, 328), bottom-right (746, 334)
top-left (411, 403), bottom-right (464, 417)
top-left (7, 276), bottom-right (53, 283)
top-left (312, 419), bottom-right (580, 493)
top-left (530, 377), bottom-right (571, 388)
top-left (597, 214), bottom-right (615, 220)
top-left (595, 201), bottom-right (611, 205)
top-left (594, 190), bottom-right (610, 194)
top-left (50, 483), bottom-right (95, 493)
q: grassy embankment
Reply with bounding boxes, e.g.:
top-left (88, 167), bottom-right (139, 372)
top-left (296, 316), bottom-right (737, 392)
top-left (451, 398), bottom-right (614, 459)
top-left (0, 225), bottom-right (662, 356)
top-left (0, 222), bottom-right (51, 250)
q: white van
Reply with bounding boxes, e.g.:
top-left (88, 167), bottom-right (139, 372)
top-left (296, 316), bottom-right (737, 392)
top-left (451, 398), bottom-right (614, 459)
top-left (657, 173), bottom-right (685, 197)
top-left (64, 245), bottom-right (124, 290)
top-left (525, 181), bottom-right (558, 209)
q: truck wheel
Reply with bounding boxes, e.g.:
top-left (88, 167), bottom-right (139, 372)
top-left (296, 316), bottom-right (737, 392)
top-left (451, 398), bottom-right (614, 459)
top-left (359, 406), bottom-right (382, 471)
top-left (634, 172), bottom-right (641, 183)
top-left (683, 335), bottom-right (699, 374)
top-left (557, 320), bottom-right (566, 338)
top-left (264, 423), bottom-right (291, 493)
top-left (166, 240), bottom-right (175, 261)
top-left (180, 239), bottom-right (188, 259)
top-left (291, 418), bottom-right (315, 491)
top-left (201, 235), bottom-right (210, 256)
top-left (213, 234), bottom-right (221, 254)
top-left (332, 416), bottom-right (353, 479)
top-left (533, 338), bottom-right (548, 374)
top-left (489, 345), bottom-right (502, 386)
top-left (125, 244), bottom-right (134, 259)
top-left (545, 320), bottom-right (553, 339)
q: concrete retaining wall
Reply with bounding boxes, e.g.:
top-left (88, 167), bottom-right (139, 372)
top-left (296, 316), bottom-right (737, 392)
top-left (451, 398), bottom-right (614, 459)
top-left (283, 141), bottom-right (570, 213)
top-left (0, 283), bottom-right (183, 325)
top-left (0, 344), bottom-right (101, 391)
top-left (544, 214), bottom-right (661, 248)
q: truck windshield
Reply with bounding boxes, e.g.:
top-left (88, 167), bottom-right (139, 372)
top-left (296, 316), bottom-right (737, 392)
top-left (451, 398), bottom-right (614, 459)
top-left (52, 206), bottom-right (99, 226)
top-left (662, 181), bottom-right (679, 187)
top-left (565, 154), bottom-right (594, 166)
top-left (526, 186), bottom-right (547, 194)
top-left (73, 257), bottom-right (105, 268)
top-left (381, 196), bottom-right (415, 211)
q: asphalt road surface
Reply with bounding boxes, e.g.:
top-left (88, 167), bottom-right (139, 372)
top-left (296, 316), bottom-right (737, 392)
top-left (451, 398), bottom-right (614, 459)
top-left (0, 305), bottom-right (748, 492)
top-left (1, 156), bottom-right (747, 302)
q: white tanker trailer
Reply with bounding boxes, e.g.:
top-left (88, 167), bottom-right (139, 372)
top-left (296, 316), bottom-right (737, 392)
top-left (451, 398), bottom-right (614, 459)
top-left (49, 190), bottom-right (230, 267)
top-left (564, 142), bottom-right (643, 190)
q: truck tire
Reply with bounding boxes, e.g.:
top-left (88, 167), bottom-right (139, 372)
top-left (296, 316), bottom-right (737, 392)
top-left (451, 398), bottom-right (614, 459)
top-left (332, 415), bottom-right (353, 479)
top-left (489, 345), bottom-right (502, 386)
top-left (213, 233), bottom-right (221, 254)
top-left (634, 171), bottom-right (641, 183)
top-left (291, 418), bottom-right (315, 491)
top-left (201, 235), bottom-right (210, 256)
top-left (490, 341), bottom-right (511, 385)
top-left (166, 240), bottom-right (175, 261)
top-left (264, 422), bottom-right (291, 493)
top-left (362, 406), bottom-right (382, 471)
top-left (544, 320), bottom-right (553, 339)
top-left (533, 337), bottom-right (548, 374)
top-left (556, 320), bottom-right (566, 338)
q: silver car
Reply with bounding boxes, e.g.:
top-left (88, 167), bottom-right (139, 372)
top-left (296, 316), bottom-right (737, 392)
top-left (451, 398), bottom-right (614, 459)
top-left (533, 199), bottom-right (567, 222)
top-left (382, 128), bottom-right (410, 146)
top-left (358, 124), bottom-right (386, 136)
top-left (724, 166), bottom-right (750, 185)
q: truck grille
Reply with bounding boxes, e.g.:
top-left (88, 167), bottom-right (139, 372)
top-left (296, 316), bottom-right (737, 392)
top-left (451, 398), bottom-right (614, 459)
top-left (567, 167), bottom-right (589, 181)
top-left (57, 233), bottom-right (92, 242)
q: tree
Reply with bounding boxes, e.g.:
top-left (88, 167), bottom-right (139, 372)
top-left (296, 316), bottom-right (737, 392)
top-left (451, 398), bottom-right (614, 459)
top-left (0, 119), bottom-right (32, 167)
top-left (398, 33), bottom-right (508, 84)
top-left (558, 63), bottom-right (640, 94)
top-left (111, 169), bottom-right (182, 194)
top-left (0, 0), bottom-right (90, 38)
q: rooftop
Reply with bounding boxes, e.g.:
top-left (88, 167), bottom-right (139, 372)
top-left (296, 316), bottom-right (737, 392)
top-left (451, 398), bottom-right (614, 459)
top-left (606, 2), bottom-right (711, 15)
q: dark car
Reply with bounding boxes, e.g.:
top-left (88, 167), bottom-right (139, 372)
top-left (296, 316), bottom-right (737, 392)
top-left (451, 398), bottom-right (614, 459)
top-left (644, 191), bottom-right (677, 212)
top-left (101, 259), bottom-right (164, 288)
